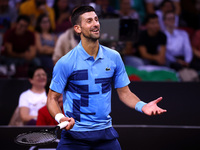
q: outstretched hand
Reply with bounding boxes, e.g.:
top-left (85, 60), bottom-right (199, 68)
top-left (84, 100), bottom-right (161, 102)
top-left (142, 97), bottom-right (167, 116)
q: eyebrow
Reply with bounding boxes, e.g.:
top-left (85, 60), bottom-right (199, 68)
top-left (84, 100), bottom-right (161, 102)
top-left (85, 15), bottom-right (98, 20)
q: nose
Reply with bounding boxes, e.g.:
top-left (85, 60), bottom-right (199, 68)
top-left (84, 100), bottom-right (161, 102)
top-left (94, 20), bottom-right (100, 27)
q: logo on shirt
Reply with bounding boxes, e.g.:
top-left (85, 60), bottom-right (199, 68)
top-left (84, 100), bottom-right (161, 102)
top-left (105, 67), bottom-right (111, 71)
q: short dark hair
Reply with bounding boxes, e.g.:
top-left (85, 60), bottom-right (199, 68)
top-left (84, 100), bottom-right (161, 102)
top-left (71, 6), bottom-right (95, 26)
top-left (143, 13), bottom-right (158, 25)
top-left (16, 15), bottom-right (31, 24)
top-left (28, 66), bottom-right (46, 79)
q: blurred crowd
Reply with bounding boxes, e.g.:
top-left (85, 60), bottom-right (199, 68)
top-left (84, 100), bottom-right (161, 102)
top-left (0, 0), bottom-right (200, 82)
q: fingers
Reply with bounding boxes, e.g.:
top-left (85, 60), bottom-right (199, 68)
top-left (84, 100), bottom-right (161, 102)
top-left (154, 97), bottom-right (163, 104)
top-left (150, 108), bottom-right (167, 116)
top-left (65, 117), bottom-right (75, 130)
top-left (60, 117), bottom-right (75, 130)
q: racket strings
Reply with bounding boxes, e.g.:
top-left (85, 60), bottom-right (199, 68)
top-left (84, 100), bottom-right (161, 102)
top-left (16, 132), bottom-right (56, 145)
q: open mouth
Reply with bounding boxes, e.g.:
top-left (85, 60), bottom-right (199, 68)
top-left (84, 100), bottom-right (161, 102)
top-left (91, 28), bottom-right (100, 33)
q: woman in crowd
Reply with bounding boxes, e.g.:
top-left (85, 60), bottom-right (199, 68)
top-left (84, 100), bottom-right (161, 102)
top-left (18, 66), bottom-right (47, 125)
top-left (35, 14), bottom-right (57, 77)
top-left (53, 0), bottom-right (72, 35)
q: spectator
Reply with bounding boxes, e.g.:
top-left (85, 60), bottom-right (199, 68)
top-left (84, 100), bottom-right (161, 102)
top-left (163, 11), bottom-right (193, 71)
top-left (0, 0), bottom-right (18, 34)
top-left (110, 0), bottom-right (146, 23)
top-left (191, 29), bottom-right (200, 71)
top-left (9, 0), bottom-right (22, 11)
top-left (53, 0), bottom-right (72, 35)
top-left (52, 27), bottom-right (80, 64)
top-left (145, 0), bottom-right (181, 15)
top-left (0, 0), bottom-right (18, 50)
top-left (117, 0), bottom-right (140, 20)
top-left (135, 14), bottom-right (166, 66)
top-left (2, 15), bottom-right (39, 77)
top-left (35, 14), bottom-right (57, 78)
top-left (94, 0), bottom-right (117, 18)
top-left (36, 94), bottom-right (64, 126)
top-left (18, 66), bottom-right (47, 125)
top-left (19, 0), bottom-right (55, 31)
top-left (155, 0), bottom-right (179, 30)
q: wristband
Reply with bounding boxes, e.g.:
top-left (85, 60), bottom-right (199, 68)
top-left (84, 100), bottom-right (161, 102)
top-left (135, 101), bottom-right (147, 113)
top-left (55, 113), bottom-right (65, 123)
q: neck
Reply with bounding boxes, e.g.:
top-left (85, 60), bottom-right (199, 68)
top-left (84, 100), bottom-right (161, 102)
top-left (31, 86), bottom-right (45, 94)
top-left (15, 29), bottom-right (24, 36)
top-left (166, 26), bottom-right (174, 34)
top-left (81, 36), bottom-right (99, 59)
top-left (147, 29), bottom-right (157, 36)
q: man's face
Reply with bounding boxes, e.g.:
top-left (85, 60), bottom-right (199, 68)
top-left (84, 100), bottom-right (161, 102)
top-left (16, 20), bottom-right (29, 35)
top-left (77, 11), bottom-right (100, 41)
top-left (146, 18), bottom-right (160, 33)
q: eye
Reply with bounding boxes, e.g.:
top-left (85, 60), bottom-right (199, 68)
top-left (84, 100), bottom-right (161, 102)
top-left (87, 19), bottom-right (92, 23)
top-left (95, 17), bottom-right (99, 22)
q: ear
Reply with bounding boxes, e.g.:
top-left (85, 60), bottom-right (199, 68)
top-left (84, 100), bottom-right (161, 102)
top-left (74, 25), bottom-right (81, 34)
top-left (29, 78), bottom-right (33, 85)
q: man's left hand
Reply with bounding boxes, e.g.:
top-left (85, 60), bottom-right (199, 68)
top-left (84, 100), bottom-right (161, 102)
top-left (142, 97), bottom-right (167, 116)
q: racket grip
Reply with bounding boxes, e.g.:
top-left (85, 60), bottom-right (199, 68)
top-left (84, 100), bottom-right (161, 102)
top-left (57, 121), bottom-right (69, 129)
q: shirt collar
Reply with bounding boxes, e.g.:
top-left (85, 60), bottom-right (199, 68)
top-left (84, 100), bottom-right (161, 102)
top-left (78, 41), bottom-right (104, 61)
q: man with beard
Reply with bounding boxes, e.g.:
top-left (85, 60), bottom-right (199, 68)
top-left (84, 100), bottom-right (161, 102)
top-left (47, 6), bottom-right (167, 150)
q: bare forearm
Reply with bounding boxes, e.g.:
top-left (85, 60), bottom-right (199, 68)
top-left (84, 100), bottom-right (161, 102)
top-left (117, 86), bottom-right (141, 109)
top-left (19, 107), bottom-right (37, 123)
top-left (47, 89), bottom-right (62, 119)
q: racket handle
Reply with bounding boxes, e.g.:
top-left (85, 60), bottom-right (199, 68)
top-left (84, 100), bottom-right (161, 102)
top-left (57, 121), bottom-right (69, 129)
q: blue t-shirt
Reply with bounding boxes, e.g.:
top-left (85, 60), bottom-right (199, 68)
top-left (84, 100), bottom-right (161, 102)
top-left (50, 41), bottom-right (130, 131)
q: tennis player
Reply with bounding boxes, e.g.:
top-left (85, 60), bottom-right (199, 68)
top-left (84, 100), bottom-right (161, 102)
top-left (47, 6), bottom-right (167, 150)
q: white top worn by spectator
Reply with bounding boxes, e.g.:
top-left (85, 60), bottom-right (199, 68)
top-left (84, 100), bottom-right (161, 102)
top-left (18, 89), bottom-right (47, 117)
top-left (164, 29), bottom-right (193, 63)
top-left (52, 27), bottom-right (78, 64)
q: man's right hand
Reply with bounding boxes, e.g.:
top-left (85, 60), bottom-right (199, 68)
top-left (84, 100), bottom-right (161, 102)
top-left (60, 117), bottom-right (75, 130)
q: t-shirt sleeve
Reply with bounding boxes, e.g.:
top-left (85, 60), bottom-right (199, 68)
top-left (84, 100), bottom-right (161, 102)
top-left (136, 31), bottom-right (146, 47)
top-left (113, 52), bottom-right (130, 89)
top-left (18, 92), bottom-right (29, 108)
top-left (49, 56), bottom-right (71, 93)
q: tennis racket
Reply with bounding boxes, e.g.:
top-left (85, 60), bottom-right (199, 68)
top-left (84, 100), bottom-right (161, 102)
top-left (14, 121), bottom-right (69, 146)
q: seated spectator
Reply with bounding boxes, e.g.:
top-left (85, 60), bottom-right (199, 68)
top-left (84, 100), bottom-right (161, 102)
top-left (52, 27), bottom-right (80, 64)
top-left (189, 29), bottom-right (200, 71)
top-left (53, 0), bottom-right (72, 35)
top-left (0, 0), bottom-right (18, 35)
top-left (163, 11), bottom-right (193, 71)
top-left (145, 0), bottom-right (181, 15)
top-left (19, 0), bottom-right (55, 31)
top-left (117, 0), bottom-right (139, 20)
top-left (94, 0), bottom-right (117, 18)
top-left (35, 14), bottom-right (57, 77)
top-left (36, 94), bottom-right (64, 126)
top-left (2, 15), bottom-right (39, 77)
top-left (155, 0), bottom-right (179, 30)
top-left (135, 14), bottom-right (167, 66)
top-left (18, 66), bottom-right (47, 125)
